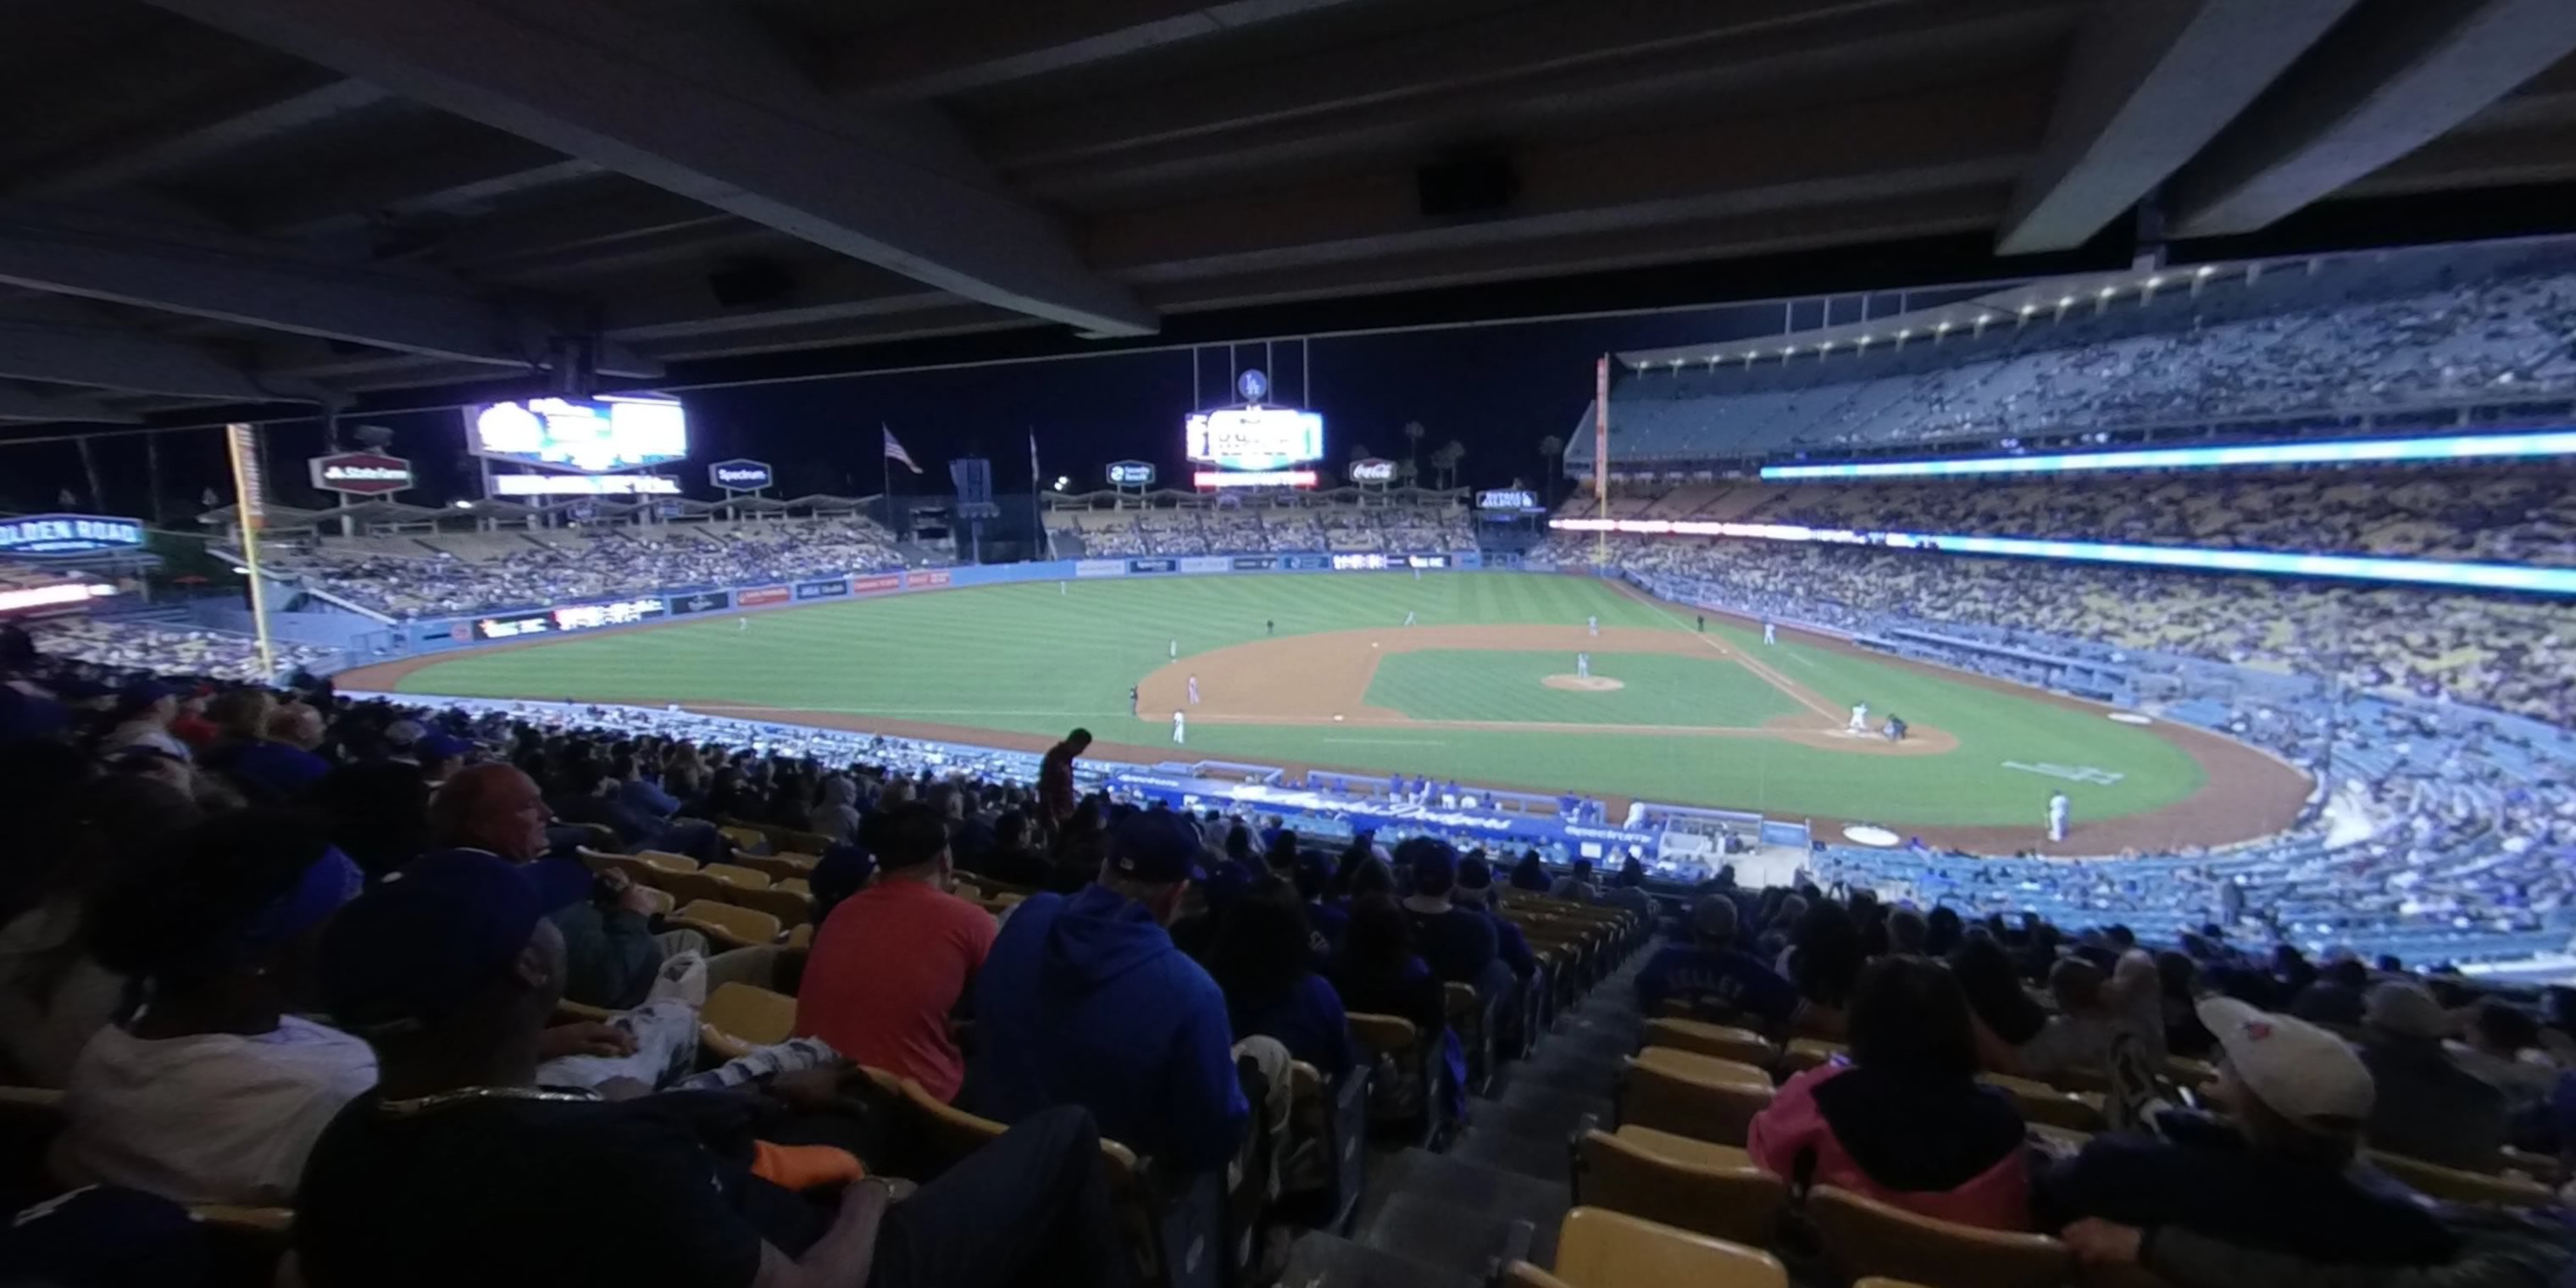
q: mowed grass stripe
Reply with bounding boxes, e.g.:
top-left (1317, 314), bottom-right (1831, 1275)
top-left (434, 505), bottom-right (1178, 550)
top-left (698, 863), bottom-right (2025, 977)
top-left (391, 571), bottom-right (2207, 825)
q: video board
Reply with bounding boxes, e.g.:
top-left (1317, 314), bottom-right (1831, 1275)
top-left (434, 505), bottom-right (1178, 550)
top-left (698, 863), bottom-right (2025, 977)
top-left (1185, 407), bottom-right (1324, 473)
top-left (465, 396), bottom-right (688, 473)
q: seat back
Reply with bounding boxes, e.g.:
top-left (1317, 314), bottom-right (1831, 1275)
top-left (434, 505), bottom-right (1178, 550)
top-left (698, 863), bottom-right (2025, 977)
top-left (1808, 1185), bottom-right (2070, 1288)
top-left (675, 899), bottom-right (783, 950)
top-left (636, 851), bottom-right (698, 875)
top-left (1978, 1074), bottom-right (2106, 1133)
top-left (730, 885), bottom-right (816, 928)
top-left (1616, 1055), bottom-right (1774, 1146)
top-left (1642, 1018), bottom-right (1779, 1069)
top-left (701, 862), bottom-right (772, 889)
top-left (1779, 1038), bottom-right (1846, 1076)
top-left (1552, 1206), bottom-right (1788, 1288)
top-left (698, 981), bottom-right (798, 1062)
top-left (1444, 980), bottom-right (1491, 1094)
top-left (1633, 1046), bottom-right (1772, 1087)
top-left (2370, 1151), bottom-right (2560, 1207)
top-left (1575, 1128), bottom-right (1786, 1248)
top-left (659, 870), bottom-right (735, 908)
top-left (734, 853), bottom-right (814, 885)
top-left (1499, 1263), bottom-right (1577, 1288)
top-left (717, 824), bottom-right (769, 852)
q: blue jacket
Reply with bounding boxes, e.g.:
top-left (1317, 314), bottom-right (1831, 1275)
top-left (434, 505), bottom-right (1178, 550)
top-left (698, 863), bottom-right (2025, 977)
top-left (1230, 974), bottom-right (1355, 1079)
top-left (969, 886), bottom-right (1247, 1173)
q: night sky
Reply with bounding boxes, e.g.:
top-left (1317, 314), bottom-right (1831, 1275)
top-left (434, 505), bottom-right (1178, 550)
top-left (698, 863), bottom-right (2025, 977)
top-left (0, 285), bottom-right (1982, 522)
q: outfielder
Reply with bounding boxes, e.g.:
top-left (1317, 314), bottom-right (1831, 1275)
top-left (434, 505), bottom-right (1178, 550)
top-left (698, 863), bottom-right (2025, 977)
top-left (1172, 710), bottom-right (1187, 745)
top-left (1763, 619), bottom-right (1777, 646)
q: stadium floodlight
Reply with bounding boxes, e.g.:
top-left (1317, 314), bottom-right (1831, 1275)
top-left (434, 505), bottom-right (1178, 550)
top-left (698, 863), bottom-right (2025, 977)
top-left (1543, 515), bottom-right (2576, 597)
top-left (2020, 303), bottom-right (2039, 315)
top-left (2097, 286), bottom-right (2117, 298)
top-left (2057, 296), bottom-right (2076, 308)
top-left (2146, 275), bottom-right (2164, 288)
top-left (1759, 429), bottom-right (2576, 481)
top-left (2196, 264), bottom-right (2218, 276)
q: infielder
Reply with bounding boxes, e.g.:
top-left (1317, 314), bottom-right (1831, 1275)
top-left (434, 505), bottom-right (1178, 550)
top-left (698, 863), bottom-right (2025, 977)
top-left (1576, 652), bottom-right (1591, 679)
top-left (1587, 614), bottom-right (1599, 636)
top-left (2048, 791), bottom-right (2070, 842)
top-left (1169, 638), bottom-right (1178, 660)
top-left (1403, 609), bottom-right (1417, 626)
top-left (1172, 710), bottom-right (1187, 745)
top-left (1763, 619), bottom-right (1777, 646)
top-left (1128, 686), bottom-right (1139, 716)
top-left (1847, 701), bottom-right (1869, 732)
top-left (1186, 675), bottom-right (1200, 706)
top-left (737, 617), bottom-right (748, 631)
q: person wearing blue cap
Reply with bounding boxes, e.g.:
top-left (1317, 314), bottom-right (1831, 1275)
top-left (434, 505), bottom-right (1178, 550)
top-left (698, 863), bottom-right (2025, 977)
top-left (1394, 837), bottom-right (1502, 994)
top-left (54, 811), bottom-right (369, 1207)
top-left (297, 852), bottom-right (1133, 1288)
top-left (969, 808), bottom-right (1252, 1174)
top-left (413, 731), bottom-right (475, 788)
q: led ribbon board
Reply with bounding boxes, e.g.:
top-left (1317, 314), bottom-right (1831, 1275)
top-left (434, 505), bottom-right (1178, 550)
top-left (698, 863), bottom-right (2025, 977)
top-left (1546, 517), bottom-right (2576, 596)
top-left (1759, 430), bottom-right (2576, 480)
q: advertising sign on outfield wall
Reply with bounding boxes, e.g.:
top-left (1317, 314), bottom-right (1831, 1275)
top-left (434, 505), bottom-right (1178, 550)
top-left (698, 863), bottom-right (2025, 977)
top-left (1280, 554), bottom-right (1331, 570)
top-left (1230, 556), bottom-right (1275, 571)
top-left (1177, 556), bottom-right (1232, 575)
top-left (793, 578), bottom-right (849, 600)
top-left (738, 586), bottom-right (791, 607)
top-left (475, 596), bottom-right (668, 640)
top-left (850, 574), bottom-right (903, 596)
top-left (908, 569), bottom-right (952, 589)
top-left (667, 590), bottom-right (731, 615)
top-left (1074, 559), bottom-right (1126, 579)
top-left (1128, 558), bottom-right (1177, 574)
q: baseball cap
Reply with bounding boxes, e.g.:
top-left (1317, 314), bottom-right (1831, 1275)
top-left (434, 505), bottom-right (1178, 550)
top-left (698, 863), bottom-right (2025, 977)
top-left (1457, 853), bottom-right (1493, 891)
top-left (319, 852), bottom-right (545, 1035)
top-left (2363, 981), bottom-right (2450, 1041)
top-left (415, 732), bottom-right (476, 763)
top-left (1108, 810), bottom-right (1206, 885)
top-left (1396, 836), bottom-right (1457, 894)
top-left (2197, 997), bottom-right (2373, 1131)
top-left (1693, 895), bottom-right (1740, 939)
top-left (383, 719), bottom-right (425, 747)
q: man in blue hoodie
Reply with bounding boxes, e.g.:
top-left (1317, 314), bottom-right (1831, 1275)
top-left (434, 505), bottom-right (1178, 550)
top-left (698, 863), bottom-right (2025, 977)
top-left (969, 809), bottom-right (1248, 1174)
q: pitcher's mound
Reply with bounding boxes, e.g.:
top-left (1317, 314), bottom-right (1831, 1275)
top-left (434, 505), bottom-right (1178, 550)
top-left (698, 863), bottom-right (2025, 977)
top-left (1543, 675), bottom-right (1624, 692)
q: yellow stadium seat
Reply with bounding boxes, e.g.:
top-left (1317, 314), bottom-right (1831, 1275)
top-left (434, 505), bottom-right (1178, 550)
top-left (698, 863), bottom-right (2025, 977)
top-left (701, 863), bottom-right (772, 890)
top-left (728, 884), bottom-right (815, 929)
top-left (718, 825), bottom-right (769, 852)
top-left (1575, 1127), bottom-right (1786, 1248)
top-left (1978, 1073), bottom-right (2105, 1134)
top-left (1616, 1050), bottom-right (1774, 1146)
top-left (2369, 1151), bottom-right (2560, 1208)
top-left (658, 870), bottom-right (735, 908)
top-left (1549, 1207), bottom-right (1788, 1288)
top-left (635, 851), bottom-right (697, 875)
top-left (785, 923), bottom-right (813, 949)
top-left (1809, 1185), bottom-right (2069, 1288)
top-left (698, 982), bottom-right (797, 1062)
top-left (1641, 1018), bottom-right (1779, 1069)
top-left (735, 853), bottom-right (816, 886)
top-left (1779, 1038), bottom-right (1846, 1076)
top-left (776, 877), bottom-right (811, 896)
top-left (673, 899), bottom-right (782, 951)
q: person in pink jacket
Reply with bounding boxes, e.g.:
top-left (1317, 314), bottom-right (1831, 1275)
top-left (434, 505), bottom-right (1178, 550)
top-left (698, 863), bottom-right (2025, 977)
top-left (1748, 955), bottom-right (2035, 1230)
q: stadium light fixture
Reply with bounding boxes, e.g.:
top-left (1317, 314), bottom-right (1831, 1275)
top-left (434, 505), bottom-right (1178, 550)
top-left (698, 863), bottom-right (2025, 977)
top-left (1760, 429), bottom-right (2576, 481)
top-left (2196, 264), bottom-right (2218, 277)
top-left (2145, 275), bottom-right (2164, 289)
top-left (452, 500), bottom-right (475, 509)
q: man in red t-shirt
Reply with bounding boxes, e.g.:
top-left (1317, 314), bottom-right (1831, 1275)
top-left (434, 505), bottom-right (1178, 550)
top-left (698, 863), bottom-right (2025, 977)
top-left (1036, 727), bottom-right (1091, 841)
top-left (794, 803), bottom-right (997, 1101)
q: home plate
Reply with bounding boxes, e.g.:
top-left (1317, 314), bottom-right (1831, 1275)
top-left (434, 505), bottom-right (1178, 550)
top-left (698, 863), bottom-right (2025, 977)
top-left (2107, 712), bottom-right (2153, 725)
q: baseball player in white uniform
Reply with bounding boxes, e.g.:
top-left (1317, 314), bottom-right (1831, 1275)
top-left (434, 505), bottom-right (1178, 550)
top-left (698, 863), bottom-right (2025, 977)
top-left (1186, 675), bottom-right (1200, 706)
top-left (1169, 638), bottom-right (1178, 660)
top-left (1403, 609), bottom-right (1417, 626)
top-left (2048, 791), bottom-right (2070, 842)
top-left (1172, 710), bottom-right (1187, 745)
top-left (1763, 619), bottom-right (1777, 646)
top-left (1576, 652), bottom-right (1591, 679)
top-left (1587, 614), bottom-right (1599, 636)
top-left (1847, 701), bottom-right (1869, 732)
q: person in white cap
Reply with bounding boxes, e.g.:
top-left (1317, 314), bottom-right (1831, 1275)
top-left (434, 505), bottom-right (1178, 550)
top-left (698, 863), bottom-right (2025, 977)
top-left (2356, 980), bottom-right (2506, 1174)
top-left (2040, 997), bottom-right (2454, 1268)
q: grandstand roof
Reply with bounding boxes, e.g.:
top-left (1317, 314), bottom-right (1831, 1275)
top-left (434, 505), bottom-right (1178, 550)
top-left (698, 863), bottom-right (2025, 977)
top-left (3, 0), bottom-right (2575, 430)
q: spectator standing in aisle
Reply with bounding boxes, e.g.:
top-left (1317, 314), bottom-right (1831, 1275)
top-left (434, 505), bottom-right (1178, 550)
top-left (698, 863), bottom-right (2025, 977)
top-left (1036, 728), bottom-right (1091, 841)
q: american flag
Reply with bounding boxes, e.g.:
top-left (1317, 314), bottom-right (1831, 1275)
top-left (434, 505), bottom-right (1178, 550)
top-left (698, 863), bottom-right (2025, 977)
top-left (881, 425), bottom-right (923, 474)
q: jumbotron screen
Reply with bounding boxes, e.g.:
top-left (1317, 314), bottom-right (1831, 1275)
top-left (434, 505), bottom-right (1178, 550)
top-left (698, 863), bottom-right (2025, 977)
top-left (1185, 407), bottom-right (1324, 473)
top-left (465, 395), bottom-right (688, 473)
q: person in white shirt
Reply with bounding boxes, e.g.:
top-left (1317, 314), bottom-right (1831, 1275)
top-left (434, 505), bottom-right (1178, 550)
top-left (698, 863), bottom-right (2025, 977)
top-left (54, 810), bottom-right (371, 1206)
top-left (1172, 710), bottom-right (1186, 745)
top-left (2048, 791), bottom-right (2071, 842)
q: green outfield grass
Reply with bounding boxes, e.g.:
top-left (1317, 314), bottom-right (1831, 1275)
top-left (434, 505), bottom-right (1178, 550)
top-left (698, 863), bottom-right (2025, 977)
top-left (1363, 650), bottom-right (1806, 729)
top-left (384, 571), bottom-right (2207, 826)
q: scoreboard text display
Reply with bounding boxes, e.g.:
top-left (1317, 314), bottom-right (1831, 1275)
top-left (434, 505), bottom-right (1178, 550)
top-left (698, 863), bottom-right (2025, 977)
top-left (1185, 407), bottom-right (1324, 472)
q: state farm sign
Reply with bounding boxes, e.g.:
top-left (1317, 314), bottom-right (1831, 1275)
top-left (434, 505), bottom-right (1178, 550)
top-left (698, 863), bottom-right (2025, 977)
top-left (309, 452), bottom-right (415, 496)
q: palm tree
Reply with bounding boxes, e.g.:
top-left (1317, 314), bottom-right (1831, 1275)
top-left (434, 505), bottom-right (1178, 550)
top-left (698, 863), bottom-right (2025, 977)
top-left (1537, 434), bottom-right (1564, 497)
top-left (1434, 440), bottom-right (1467, 490)
top-left (1402, 420), bottom-right (1426, 475)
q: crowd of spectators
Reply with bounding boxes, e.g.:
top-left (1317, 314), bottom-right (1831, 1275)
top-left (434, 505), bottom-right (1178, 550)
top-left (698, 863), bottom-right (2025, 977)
top-left (26, 619), bottom-right (338, 683)
top-left (264, 515), bottom-right (905, 619)
top-left (1047, 501), bottom-right (1474, 558)
top-left (1590, 247), bottom-right (2576, 459)
top-left (1735, 466), bottom-right (2576, 568)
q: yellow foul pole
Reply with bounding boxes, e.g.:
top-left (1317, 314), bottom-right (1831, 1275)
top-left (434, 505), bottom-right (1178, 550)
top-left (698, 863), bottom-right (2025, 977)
top-left (224, 423), bottom-right (278, 680)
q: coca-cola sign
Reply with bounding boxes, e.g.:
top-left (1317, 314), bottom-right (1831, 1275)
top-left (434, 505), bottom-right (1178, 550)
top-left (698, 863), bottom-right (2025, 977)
top-left (308, 451), bottom-right (414, 496)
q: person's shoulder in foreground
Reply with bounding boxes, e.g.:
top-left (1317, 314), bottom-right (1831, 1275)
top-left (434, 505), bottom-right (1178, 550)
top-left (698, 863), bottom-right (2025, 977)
top-left (2038, 996), bottom-right (2455, 1266)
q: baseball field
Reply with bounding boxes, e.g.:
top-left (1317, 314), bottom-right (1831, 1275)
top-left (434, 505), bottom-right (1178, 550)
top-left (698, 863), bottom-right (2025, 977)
top-left (339, 571), bottom-right (2312, 852)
